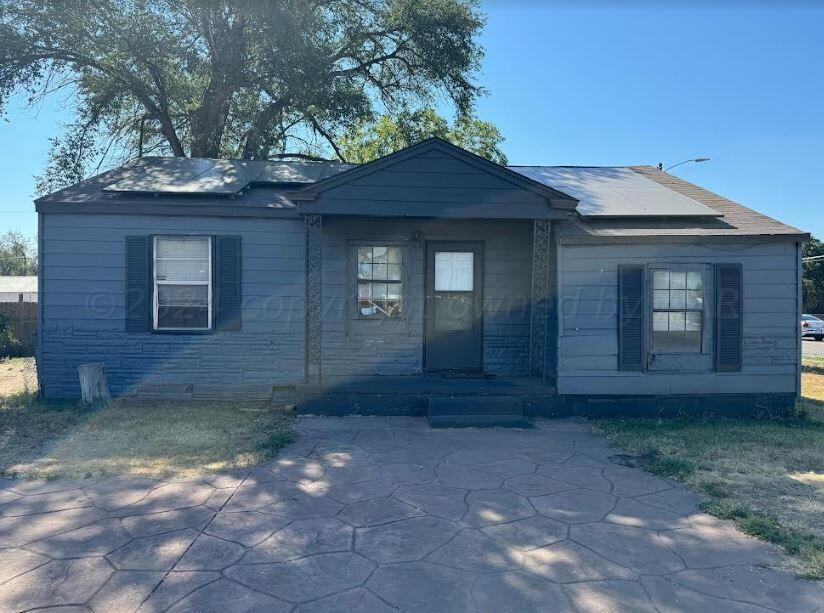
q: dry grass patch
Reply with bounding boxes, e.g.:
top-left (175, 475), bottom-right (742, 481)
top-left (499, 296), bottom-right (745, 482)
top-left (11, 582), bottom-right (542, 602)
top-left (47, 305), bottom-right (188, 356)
top-left (1, 357), bottom-right (294, 481)
top-left (593, 364), bottom-right (824, 579)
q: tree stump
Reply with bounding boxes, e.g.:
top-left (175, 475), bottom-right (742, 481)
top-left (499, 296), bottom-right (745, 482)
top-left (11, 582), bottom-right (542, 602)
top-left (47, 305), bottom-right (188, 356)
top-left (78, 362), bottom-right (110, 407)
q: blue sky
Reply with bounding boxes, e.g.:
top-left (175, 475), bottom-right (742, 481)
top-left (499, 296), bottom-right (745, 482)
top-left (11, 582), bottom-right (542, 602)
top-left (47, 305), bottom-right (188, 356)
top-left (1, 2), bottom-right (822, 241)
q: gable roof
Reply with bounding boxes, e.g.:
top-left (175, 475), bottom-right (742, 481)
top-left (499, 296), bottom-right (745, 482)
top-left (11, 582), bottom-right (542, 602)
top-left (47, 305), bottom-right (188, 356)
top-left (293, 138), bottom-right (579, 209)
top-left (33, 142), bottom-right (806, 239)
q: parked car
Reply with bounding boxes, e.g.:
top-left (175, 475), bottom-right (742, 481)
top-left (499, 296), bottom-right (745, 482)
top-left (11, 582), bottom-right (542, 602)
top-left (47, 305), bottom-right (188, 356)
top-left (802, 314), bottom-right (824, 341)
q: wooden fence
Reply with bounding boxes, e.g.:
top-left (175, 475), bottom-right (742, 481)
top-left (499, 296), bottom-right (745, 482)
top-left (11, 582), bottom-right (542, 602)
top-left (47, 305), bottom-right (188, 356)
top-left (0, 301), bottom-right (37, 357)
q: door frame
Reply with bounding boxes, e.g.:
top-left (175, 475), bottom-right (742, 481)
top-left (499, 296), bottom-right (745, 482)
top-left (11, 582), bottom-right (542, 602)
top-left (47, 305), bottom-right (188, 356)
top-left (423, 240), bottom-right (484, 372)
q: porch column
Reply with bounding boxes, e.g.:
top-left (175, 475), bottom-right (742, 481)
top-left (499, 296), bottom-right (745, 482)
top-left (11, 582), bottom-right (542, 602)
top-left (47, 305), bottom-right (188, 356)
top-left (305, 214), bottom-right (322, 384)
top-left (529, 219), bottom-right (551, 379)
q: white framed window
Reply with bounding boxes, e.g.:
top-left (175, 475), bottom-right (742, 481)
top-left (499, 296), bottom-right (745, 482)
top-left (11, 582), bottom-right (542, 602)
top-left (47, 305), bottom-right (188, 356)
top-left (153, 236), bottom-right (212, 331)
top-left (651, 268), bottom-right (704, 353)
top-left (356, 245), bottom-right (403, 318)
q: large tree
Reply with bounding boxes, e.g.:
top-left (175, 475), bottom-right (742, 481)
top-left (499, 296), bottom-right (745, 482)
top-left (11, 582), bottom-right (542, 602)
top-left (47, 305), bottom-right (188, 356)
top-left (0, 0), bottom-right (487, 192)
top-left (340, 107), bottom-right (506, 164)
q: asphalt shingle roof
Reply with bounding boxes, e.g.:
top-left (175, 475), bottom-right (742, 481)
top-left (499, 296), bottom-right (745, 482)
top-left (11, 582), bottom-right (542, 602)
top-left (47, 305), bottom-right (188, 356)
top-left (35, 158), bottom-right (806, 240)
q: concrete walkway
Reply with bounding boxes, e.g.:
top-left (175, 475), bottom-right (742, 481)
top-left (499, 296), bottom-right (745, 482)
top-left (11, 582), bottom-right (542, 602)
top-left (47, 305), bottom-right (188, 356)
top-left (1, 418), bottom-right (822, 612)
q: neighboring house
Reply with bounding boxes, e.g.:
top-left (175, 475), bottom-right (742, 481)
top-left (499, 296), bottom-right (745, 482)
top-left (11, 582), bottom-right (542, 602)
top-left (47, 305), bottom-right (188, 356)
top-left (0, 276), bottom-right (37, 303)
top-left (34, 139), bottom-right (807, 420)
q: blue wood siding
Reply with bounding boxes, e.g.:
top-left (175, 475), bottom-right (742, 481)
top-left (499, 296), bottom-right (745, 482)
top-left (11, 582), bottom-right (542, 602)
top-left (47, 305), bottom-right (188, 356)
top-left (39, 213), bottom-right (305, 399)
top-left (556, 240), bottom-right (800, 395)
top-left (319, 218), bottom-right (534, 383)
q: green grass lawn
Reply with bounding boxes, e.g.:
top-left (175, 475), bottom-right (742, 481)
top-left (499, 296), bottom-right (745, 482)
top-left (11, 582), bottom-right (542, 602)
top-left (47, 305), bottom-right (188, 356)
top-left (0, 358), bottom-right (294, 480)
top-left (594, 359), bottom-right (824, 579)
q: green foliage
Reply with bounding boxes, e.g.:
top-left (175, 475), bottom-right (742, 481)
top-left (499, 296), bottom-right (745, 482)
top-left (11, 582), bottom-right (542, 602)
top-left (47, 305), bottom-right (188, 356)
top-left (339, 107), bottom-right (507, 163)
top-left (0, 0), bottom-right (490, 191)
top-left (0, 312), bottom-right (19, 358)
top-left (803, 236), bottom-right (824, 314)
top-left (0, 231), bottom-right (36, 275)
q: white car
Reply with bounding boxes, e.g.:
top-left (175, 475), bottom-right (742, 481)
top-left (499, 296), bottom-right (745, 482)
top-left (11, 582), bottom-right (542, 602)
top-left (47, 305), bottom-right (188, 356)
top-left (802, 314), bottom-right (824, 341)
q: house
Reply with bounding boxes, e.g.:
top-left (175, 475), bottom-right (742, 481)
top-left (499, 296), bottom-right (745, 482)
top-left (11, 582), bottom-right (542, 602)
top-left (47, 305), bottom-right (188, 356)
top-left (34, 139), bottom-right (806, 421)
top-left (0, 275), bottom-right (37, 303)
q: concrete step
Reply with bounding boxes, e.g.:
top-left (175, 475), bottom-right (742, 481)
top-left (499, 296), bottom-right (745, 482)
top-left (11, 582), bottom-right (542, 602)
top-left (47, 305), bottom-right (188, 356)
top-left (427, 396), bottom-right (531, 428)
top-left (428, 414), bottom-right (533, 429)
top-left (428, 396), bottom-right (523, 416)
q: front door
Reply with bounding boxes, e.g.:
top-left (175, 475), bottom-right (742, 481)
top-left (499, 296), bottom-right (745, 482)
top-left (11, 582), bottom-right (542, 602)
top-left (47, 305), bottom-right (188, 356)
top-left (425, 242), bottom-right (483, 371)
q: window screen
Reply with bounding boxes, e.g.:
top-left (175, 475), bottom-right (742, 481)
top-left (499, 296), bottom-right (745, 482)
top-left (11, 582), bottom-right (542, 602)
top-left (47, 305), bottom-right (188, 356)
top-left (154, 236), bottom-right (211, 330)
top-left (651, 269), bottom-right (703, 353)
top-left (357, 246), bottom-right (402, 318)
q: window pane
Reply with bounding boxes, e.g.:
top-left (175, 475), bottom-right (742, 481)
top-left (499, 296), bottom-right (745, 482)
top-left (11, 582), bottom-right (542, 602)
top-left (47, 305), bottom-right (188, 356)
top-left (156, 258), bottom-right (209, 282)
top-left (157, 285), bottom-right (208, 329)
top-left (158, 285), bottom-right (208, 306)
top-left (669, 290), bottom-right (686, 309)
top-left (358, 281), bottom-right (401, 318)
top-left (358, 247), bottom-right (373, 264)
top-left (653, 290), bottom-right (669, 309)
top-left (435, 252), bottom-right (474, 291)
top-left (652, 312), bottom-right (669, 331)
top-left (670, 271), bottom-right (687, 289)
top-left (372, 246), bottom-right (388, 264)
top-left (156, 236), bottom-right (209, 259)
top-left (155, 236), bottom-right (210, 283)
top-left (686, 311), bottom-right (702, 331)
top-left (669, 311), bottom-right (686, 331)
top-left (387, 247), bottom-right (402, 264)
top-left (687, 271), bottom-right (703, 290)
top-left (686, 290), bottom-right (703, 309)
top-left (157, 306), bottom-right (208, 329)
top-left (358, 262), bottom-right (372, 280)
top-left (387, 264), bottom-right (402, 281)
top-left (653, 270), bottom-right (670, 290)
top-left (387, 283), bottom-right (402, 300)
top-left (372, 264), bottom-right (388, 280)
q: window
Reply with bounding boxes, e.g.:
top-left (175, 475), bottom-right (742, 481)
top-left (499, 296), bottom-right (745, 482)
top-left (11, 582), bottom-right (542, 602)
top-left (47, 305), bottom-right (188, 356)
top-left (435, 252), bottom-right (474, 291)
top-left (651, 269), bottom-right (703, 353)
top-left (153, 236), bottom-right (211, 330)
top-left (357, 246), bottom-right (402, 318)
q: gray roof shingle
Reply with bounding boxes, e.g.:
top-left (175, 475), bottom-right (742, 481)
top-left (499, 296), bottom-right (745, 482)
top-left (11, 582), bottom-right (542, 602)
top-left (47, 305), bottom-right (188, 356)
top-left (35, 157), bottom-right (806, 240)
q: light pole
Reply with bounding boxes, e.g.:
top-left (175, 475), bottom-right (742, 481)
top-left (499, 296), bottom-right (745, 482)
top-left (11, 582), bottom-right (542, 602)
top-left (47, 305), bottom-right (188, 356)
top-left (657, 158), bottom-right (710, 172)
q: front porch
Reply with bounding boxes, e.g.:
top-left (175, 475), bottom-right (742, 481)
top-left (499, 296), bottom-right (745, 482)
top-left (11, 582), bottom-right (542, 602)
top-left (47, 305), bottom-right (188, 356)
top-left (296, 373), bottom-right (557, 421)
top-left (294, 139), bottom-right (573, 422)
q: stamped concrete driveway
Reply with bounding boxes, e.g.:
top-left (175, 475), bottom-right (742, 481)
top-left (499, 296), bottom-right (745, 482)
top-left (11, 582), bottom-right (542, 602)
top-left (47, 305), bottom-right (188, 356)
top-left (1, 418), bottom-right (823, 612)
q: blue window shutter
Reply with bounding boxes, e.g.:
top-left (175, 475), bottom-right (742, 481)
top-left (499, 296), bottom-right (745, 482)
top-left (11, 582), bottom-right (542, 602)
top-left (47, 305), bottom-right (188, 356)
top-left (125, 236), bottom-right (151, 332)
top-left (214, 236), bottom-right (242, 331)
top-left (619, 265), bottom-right (645, 371)
top-left (715, 263), bottom-right (743, 372)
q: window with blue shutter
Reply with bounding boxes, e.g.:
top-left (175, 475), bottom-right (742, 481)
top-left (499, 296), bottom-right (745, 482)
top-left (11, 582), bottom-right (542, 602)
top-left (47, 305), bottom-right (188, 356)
top-left (214, 235), bottom-right (242, 331)
top-left (715, 263), bottom-right (743, 372)
top-left (619, 265), bottom-right (645, 371)
top-left (125, 236), bottom-right (151, 332)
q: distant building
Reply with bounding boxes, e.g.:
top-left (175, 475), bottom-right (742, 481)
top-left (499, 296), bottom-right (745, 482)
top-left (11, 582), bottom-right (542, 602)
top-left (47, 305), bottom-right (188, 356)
top-left (0, 276), bottom-right (37, 302)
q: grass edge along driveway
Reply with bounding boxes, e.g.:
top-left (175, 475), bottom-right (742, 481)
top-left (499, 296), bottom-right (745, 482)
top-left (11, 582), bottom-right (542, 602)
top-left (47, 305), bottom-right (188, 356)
top-left (594, 357), bottom-right (824, 579)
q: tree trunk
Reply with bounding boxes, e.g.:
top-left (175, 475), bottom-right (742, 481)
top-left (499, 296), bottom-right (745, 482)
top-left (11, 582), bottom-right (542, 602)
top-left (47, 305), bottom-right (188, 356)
top-left (78, 363), bottom-right (110, 407)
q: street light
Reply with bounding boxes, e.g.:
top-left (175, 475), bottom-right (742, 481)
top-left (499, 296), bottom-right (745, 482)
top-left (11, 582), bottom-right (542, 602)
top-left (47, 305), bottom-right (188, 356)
top-left (657, 158), bottom-right (711, 172)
